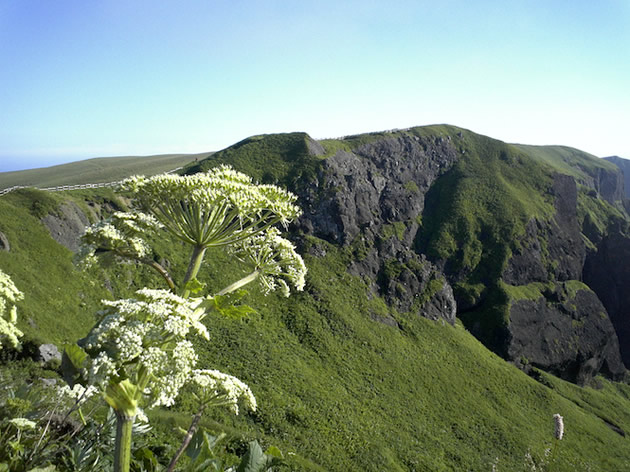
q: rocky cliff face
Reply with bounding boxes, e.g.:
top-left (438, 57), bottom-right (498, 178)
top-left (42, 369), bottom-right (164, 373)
top-left (584, 231), bottom-right (630, 367)
top-left (508, 283), bottom-right (625, 383)
top-left (587, 156), bottom-right (630, 367)
top-left (298, 133), bottom-right (460, 324)
top-left (293, 129), bottom-right (628, 383)
top-left (604, 156), bottom-right (630, 199)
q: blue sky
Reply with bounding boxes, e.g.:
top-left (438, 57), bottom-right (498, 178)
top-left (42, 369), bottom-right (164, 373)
top-left (1, 0), bottom-right (629, 172)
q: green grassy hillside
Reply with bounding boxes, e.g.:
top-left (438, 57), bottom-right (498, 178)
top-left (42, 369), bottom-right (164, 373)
top-left (0, 152), bottom-right (211, 190)
top-left (1, 127), bottom-right (630, 470)
top-left (513, 144), bottom-right (616, 181)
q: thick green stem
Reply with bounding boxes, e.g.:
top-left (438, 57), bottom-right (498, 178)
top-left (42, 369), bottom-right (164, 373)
top-left (114, 411), bottom-right (135, 472)
top-left (182, 245), bottom-right (207, 297)
top-left (216, 271), bottom-right (260, 296)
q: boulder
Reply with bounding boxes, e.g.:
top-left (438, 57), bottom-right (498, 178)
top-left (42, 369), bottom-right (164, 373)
top-left (37, 343), bottom-right (62, 364)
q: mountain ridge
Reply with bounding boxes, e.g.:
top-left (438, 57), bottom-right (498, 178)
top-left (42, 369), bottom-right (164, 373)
top-left (3, 124), bottom-right (630, 469)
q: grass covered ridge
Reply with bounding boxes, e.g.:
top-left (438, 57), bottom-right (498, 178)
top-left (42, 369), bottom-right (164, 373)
top-left (0, 153), bottom-right (207, 190)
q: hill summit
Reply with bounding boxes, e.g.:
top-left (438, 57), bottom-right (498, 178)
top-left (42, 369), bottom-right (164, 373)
top-left (185, 125), bottom-right (630, 385)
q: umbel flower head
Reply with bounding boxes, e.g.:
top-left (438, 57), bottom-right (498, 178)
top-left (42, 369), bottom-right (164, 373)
top-left (120, 165), bottom-right (302, 248)
top-left (190, 369), bottom-right (257, 415)
top-left (82, 289), bottom-right (208, 407)
top-left (553, 413), bottom-right (564, 440)
top-left (77, 211), bottom-right (163, 267)
top-left (0, 269), bottom-right (24, 350)
top-left (230, 227), bottom-right (307, 297)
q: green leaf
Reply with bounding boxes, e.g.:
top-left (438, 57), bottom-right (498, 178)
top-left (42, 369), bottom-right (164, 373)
top-left (236, 441), bottom-right (275, 472)
top-left (61, 343), bottom-right (88, 387)
top-left (184, 277), bottom-right (206, 295)
top-left (264, 445), bottom-right (283, 459)
top-left (211, 291), bottom-right (257, 320)
top-left (187, 430), bottom-right (226, 468)
top-left (63, 343), bottom-right (88, 369)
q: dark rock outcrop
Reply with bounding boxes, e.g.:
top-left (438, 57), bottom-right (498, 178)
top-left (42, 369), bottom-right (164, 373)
top-left (0, 231), bottom-right (9, 251)
top-left (584, 231), bottom-right (630, 367)
top-left (503, 174), bottom-right (585, 285)
top-left (589, 166), bottom-right (625, 204)
top-left (499, 172), bottom-right (628, 382)
top-left (298, 133), bottom-right (461, 324)
top-left (41, 202), bottom-right (90, 252)
top-left (604, 156), bottom-right (630, 199)
top-left (508, 283), bottom-right (625, 384)
top-left (290, 129), bottom-right (626, 381)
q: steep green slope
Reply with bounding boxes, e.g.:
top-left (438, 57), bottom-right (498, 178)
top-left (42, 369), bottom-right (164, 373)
top-left (0, 152), bottom-right (209, 190)
top-left (182, 132), bottom-right (321, 190)
top-left (0, 167), bottom-right (629, 470)
top-left (193, 240), bottom-right (630, 471)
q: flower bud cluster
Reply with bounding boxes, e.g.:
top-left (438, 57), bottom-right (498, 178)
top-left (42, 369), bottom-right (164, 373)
top-left (191, 368), bottom-right (257, 414)
top-left (0, 269), bottom-right (24, 350)
top-left (230, 228), bottom-right (306, 297)
top-left (77, 211), bottom-right (162, 267)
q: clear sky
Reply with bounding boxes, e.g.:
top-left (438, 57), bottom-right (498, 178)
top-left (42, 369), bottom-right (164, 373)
top-left (1, 0), bottom-right (629, 172)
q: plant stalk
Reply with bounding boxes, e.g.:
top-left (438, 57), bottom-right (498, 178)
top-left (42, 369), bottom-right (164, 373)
top-left (114, 411), bottom-right (135, 472)
top-left (182, 245), bottom-right (207, 297)
top-left (166, 406), bottom-right (206, 472)
top-left (216, 271), bottom-right (260, 296)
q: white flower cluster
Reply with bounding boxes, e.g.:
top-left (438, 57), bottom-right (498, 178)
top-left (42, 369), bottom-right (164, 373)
top-left (191, 369), bottom-right (257, 415)
top-left (230, 228), bottom-right (307, 297)
top-left (0, 269), bottom-right (24, 350)
top-left (57, 383), bottom-right (99, 405)
top-left (77, 211), bottom-right (162, 267)
top-left (120, 165), bottom-right (302, 247)
top-left (82, 289), bottom-right (207, 407)
top-left (9, 417), bottom-right (37, 430)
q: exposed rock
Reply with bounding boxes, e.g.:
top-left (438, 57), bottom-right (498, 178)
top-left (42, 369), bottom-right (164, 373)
top-left (0, 231), bottom-right (9, 251)
top-left (583, 231), bottom-right (630, 367)
top-left (592, 166), bottom-right (625, 204)
top-left (508, 284), bottom-right (625, 384)
top-left (603, 156), bottom-right (630, 199)
top-left (300, 135), bottom-right (459, 245)
top-left (501, 219), bottom-right (547, 285)
top-left (504, 174), bottom-right (584, 284)
top-left (292, 130), bottom-right (625, 380)
top-left (41, 202), bottom-right (90, 252)
top-left (37, 343), bottom-right (62, 363)
top-left (297, 133), bottom-right (461, 324)
top-left (306, 136), bottom-right (325, 157)
top-left (500, 173), bottom-right (622, 383)
top-left (576, 160), bottom-right (625, 204)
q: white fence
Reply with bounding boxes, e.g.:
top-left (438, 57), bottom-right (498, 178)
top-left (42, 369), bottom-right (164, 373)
top-left (0, 167), bottom-right (183, 197)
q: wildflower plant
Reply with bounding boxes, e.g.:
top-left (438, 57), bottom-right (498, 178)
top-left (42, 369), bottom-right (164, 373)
top-left (64, 165), bottom-right (306, 472)
top-left (0, 269), bottom-right (24, 351)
